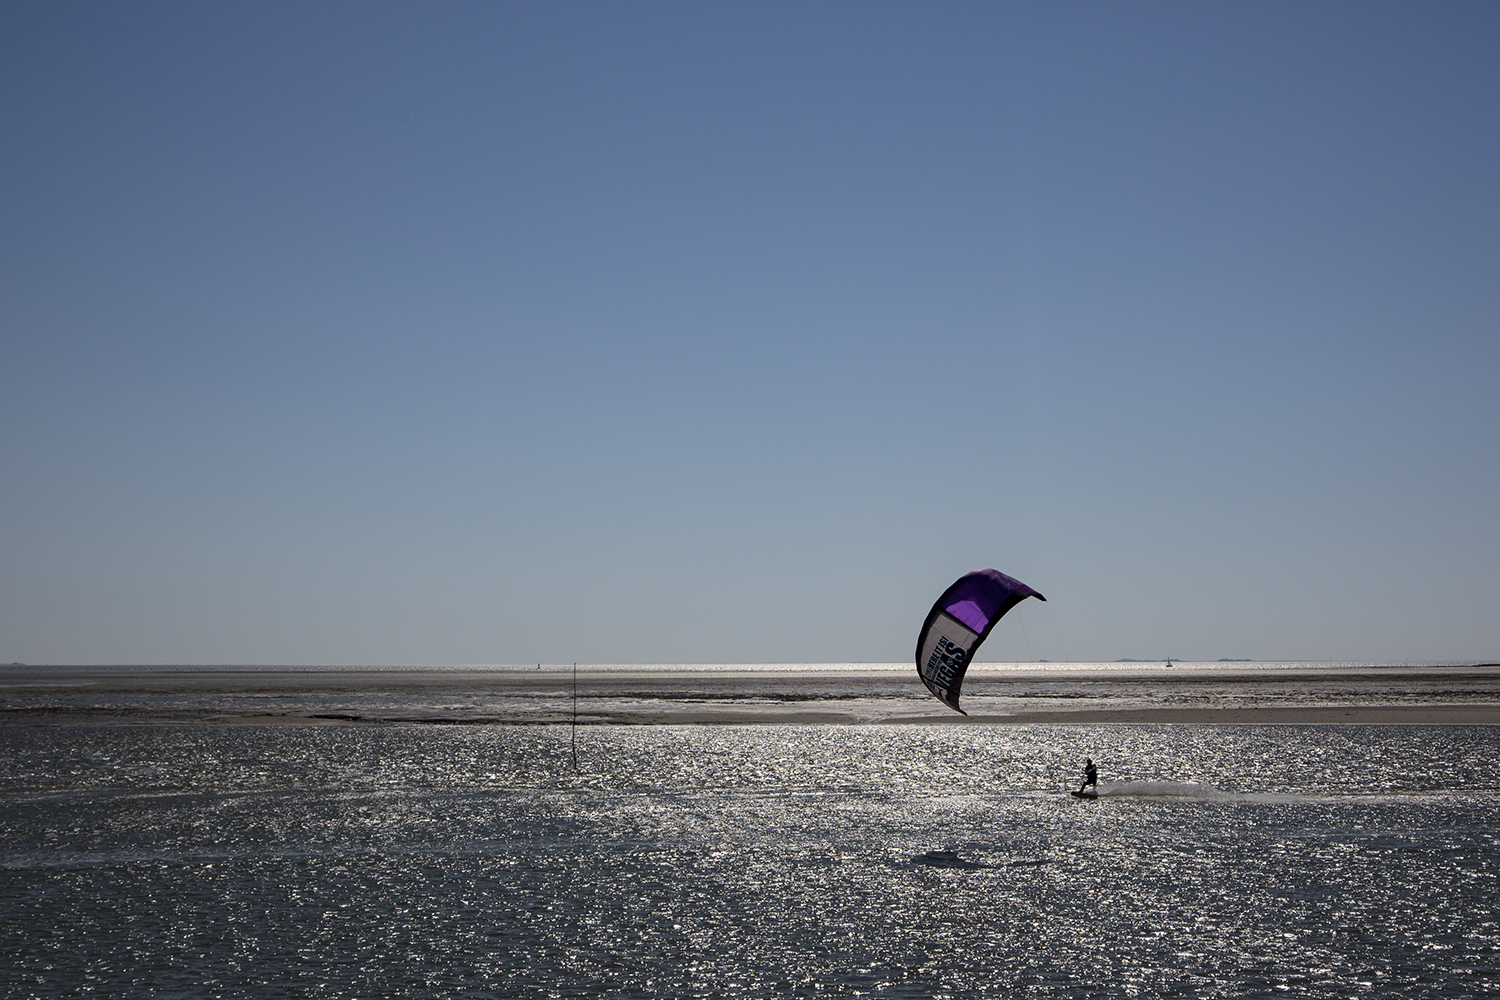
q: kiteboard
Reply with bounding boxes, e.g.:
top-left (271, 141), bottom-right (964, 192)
top-left (1070, 790), bottom-right (1098, 799)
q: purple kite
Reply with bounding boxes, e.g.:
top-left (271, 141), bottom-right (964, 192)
top-left (915, 568), bottom-right (1046, 714)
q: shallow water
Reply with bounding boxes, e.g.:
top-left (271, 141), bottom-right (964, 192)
top-left (2, 724), bottom-right (1497, 998)
top-left (6, 662), bottom-right (1498, 725)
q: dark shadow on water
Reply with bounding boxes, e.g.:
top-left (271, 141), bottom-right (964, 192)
top-left (913, 849), bottom-right (985, 869)
top-left (911, 850), bottom-right (1050, 870)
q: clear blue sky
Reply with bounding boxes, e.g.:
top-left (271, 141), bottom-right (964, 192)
top-left (3, 2), bottom-right (1497, 665)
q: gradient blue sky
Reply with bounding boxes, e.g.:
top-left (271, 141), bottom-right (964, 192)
top-left (3, 2), bottom-right (1497, 665)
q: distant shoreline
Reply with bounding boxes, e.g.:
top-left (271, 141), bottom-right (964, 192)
top-left (3, 664), bottom-right (1498, 726)
top-left (4, 661), bottom-right (1496, 671)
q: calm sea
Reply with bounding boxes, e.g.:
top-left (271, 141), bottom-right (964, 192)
top-left (2, 722), bottom-right (1496, 998)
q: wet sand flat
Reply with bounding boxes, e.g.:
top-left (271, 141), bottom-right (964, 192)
top-left (2, 664), bottom-right (1498, 726)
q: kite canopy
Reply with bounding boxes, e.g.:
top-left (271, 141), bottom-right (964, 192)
top-left (915, 568), bottom-right (1045, 714)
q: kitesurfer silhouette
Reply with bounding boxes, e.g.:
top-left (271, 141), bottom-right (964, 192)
top-left (1078, 758), bottom-right (1097, 794)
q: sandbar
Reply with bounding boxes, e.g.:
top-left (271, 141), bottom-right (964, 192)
top-left (2, 664), bottom-right (1498, 726)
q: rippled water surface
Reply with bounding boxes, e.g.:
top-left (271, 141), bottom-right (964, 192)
top-left (2, 724), bottom-right (1496, 998)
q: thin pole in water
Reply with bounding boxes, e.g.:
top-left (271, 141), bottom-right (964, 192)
top-left (571, 662), bottom-right (578, 773)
